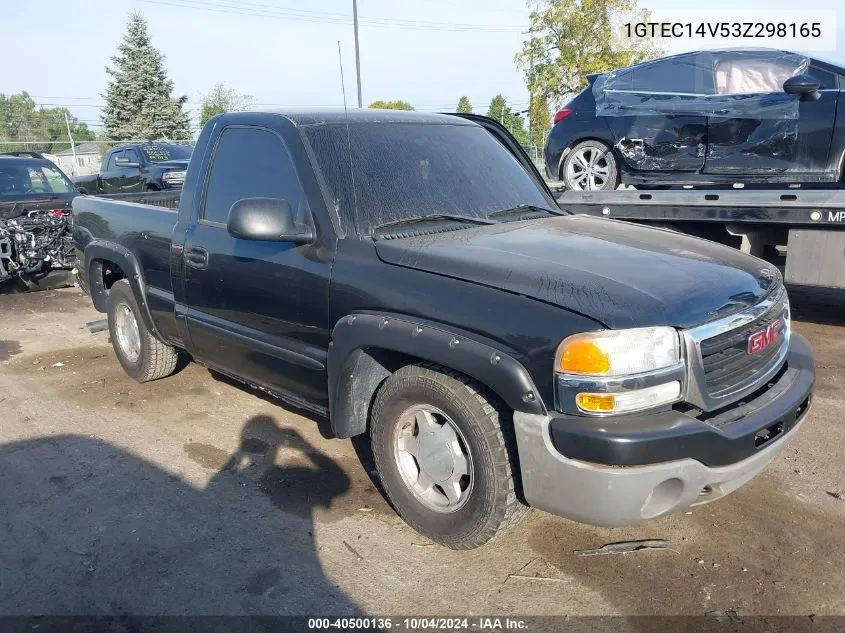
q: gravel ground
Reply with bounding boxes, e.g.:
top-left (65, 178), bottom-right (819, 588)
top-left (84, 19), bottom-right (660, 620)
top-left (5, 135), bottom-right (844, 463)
top-left (0, 286), bottom-right (843, 618)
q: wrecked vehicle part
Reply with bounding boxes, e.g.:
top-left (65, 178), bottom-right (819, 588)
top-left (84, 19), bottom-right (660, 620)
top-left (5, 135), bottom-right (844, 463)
top-left (611, 116), bottom-right (707, 171)
top-left (0, 208), bottom-right (74, 286)
top-left (590, 49), bottom-right (835, 176)
top-left (593, 50), bottom-right (809, 120)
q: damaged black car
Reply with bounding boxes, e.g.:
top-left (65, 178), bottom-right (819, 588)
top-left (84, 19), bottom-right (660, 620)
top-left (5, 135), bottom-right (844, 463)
top-left (0, 155), bottom-right (76, 289)
top-left (544, 48), bottom-right (845, 190)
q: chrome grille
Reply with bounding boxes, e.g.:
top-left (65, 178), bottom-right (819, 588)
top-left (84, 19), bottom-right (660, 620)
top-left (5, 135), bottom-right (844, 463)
top-left (698, 292), bottom-right (789, 399)
top-left (700, 301), bottom-right (787, 397)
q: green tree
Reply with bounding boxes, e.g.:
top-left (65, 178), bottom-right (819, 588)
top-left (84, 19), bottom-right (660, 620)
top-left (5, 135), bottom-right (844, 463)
top-left (103, 12), bottom-right (191, 141)
top-left (485, 95), bottom-right (530, 146)
top-left (368, 100), bottom-right (414, 111)
top-left (0, 91), bottom-right (94, 153)
top-left (528, 94), bottom-right (552, 147)
top-left (456, 96), bottom-right (473, 113)
top-left (199, 83), bottom-right (255, 126)
top-left (516, 0), bottom-right (664, 102)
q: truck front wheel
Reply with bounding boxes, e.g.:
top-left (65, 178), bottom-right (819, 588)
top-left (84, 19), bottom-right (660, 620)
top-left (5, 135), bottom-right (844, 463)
top-left (107, 279), bottom-right (178, 382)
top-left (370, 363), bottom-right (526, 549)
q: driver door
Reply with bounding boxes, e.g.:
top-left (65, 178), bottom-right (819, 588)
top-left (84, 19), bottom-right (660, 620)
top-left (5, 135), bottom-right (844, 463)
top-left (703, 52), bottom-right (839, 177)
top-left (101, 150), bottom-right (123, 193)
top-left (182, 125), bottom-right (333, 407)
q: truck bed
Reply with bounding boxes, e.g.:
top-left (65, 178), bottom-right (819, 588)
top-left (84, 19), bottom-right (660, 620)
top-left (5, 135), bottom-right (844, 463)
top-left (72, 194), bottom-right (178, 296)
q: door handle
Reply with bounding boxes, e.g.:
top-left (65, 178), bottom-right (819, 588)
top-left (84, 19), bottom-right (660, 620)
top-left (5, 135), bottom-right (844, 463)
top-left (185, 246), bottom-right (209, 269)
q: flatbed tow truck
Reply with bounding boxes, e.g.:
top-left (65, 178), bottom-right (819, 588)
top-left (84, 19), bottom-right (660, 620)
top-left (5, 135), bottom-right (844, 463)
top-left (556, 188), bottom-right (845, 289)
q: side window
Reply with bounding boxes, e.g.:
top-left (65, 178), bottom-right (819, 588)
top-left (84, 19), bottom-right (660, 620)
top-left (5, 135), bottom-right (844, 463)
top-left (632, 55), bottom-right (712, 94)
top-left (202, 127), bottom-right (303, 225)
top-left (806, 66), bottom-right (836, 90)
top-left (26, 167), bottom-right (46, 192)
top-left (124, 148), bottom-right (141, 165)
top-left (714, 58), bottom-right (800, 94)
top-left (106, 151), bottom-right (122, 171)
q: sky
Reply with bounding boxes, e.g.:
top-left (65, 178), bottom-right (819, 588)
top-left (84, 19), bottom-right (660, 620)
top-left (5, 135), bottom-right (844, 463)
top-left (2, 0), bottom-right (844, 137)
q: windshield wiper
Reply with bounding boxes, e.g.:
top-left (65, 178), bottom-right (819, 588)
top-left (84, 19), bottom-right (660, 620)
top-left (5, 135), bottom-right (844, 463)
top-left (487, 204), bottom-right (565, 220)
top-left (373, 214), bottom-right (496, 231)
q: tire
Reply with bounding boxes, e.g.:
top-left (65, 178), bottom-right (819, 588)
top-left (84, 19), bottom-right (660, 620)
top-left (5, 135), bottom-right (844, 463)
top-left (561, 140), bottom-right (620, 191)
top-left (107, 279), bottom-right (178, 382)
top-left (370, 363), bottom-right (526, 549)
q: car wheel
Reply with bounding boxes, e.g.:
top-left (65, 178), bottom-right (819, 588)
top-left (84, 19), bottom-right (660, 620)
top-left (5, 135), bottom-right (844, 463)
top-left (107, 279), bottom-right (178, 382)
top-left (370, 363), bottom-right (526, 549)
top-left (562, 140), bottom-right (620, 191)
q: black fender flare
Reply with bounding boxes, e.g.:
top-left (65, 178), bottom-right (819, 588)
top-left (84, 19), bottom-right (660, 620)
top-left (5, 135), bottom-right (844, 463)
top-left (327, 312), bottom-right (546, 438)
top-left (83, 240), bottom-right (163, 341)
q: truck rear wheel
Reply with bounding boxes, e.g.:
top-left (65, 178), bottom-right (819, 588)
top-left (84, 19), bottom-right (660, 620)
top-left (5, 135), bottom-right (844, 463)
top-left (370, 363), bottom-right (526, 549)
top-left (107, 279), bottom-right (178, 382)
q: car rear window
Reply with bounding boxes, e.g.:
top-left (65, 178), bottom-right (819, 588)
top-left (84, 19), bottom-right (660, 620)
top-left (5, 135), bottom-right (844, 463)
top-left (141, 144), bottom-right (193, 162)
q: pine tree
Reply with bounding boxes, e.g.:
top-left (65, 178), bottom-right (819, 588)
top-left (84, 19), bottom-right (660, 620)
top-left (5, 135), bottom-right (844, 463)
top-left (486, 95), bottom-right (530, 146)
top-left (456, 96), bottom-right (473, 113)
top-left (486, 94), bottom-right (508, 122)
top-left (103, 12), bottom-right (191, 141)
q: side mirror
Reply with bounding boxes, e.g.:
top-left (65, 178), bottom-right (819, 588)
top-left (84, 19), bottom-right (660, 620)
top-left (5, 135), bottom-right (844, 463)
top-left (114, 157), bottom-right (140, 168)
top-left (227, 197), bottom-right (314, 244)
top-left (783, 75), bottom-right (821, 100)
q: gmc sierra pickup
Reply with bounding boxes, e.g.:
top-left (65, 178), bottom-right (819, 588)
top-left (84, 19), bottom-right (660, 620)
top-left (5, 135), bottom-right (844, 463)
top-left (72, 110), bottom-right (815, 549)
top-left (73, 143), bottom-right (192, 194)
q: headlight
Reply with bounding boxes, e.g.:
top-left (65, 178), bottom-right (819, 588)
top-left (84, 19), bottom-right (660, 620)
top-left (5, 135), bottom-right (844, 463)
top-left (162, 170), bottom-right (185, 182)
top-left (555, 327), bottom-right (680, 376)
top-left (555, 327), bottom-right (683, 415)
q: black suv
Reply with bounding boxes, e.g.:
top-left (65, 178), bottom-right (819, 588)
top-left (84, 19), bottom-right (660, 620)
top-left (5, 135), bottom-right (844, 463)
top-left (545, 48), bottom-right (845, 190)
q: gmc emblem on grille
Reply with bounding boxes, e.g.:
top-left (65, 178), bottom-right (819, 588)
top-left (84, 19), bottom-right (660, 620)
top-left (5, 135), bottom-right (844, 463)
top-left (747, 319), bottom-right (781, 355)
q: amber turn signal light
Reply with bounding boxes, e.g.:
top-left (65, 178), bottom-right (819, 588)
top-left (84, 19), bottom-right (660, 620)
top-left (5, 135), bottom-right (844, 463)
top-left (559, 339), bottom-right (611, 374)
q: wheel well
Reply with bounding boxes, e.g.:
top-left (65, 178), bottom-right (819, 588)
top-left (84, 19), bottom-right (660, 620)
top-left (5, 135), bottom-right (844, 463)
top-left (339, 347), bottom-right (509, 439)
top-left (89, 258), bottom-right (127, 311)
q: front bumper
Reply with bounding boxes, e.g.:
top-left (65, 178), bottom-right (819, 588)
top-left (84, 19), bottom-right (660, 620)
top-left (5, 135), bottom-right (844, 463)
top-left (513, 333), bottom-right (814, 526)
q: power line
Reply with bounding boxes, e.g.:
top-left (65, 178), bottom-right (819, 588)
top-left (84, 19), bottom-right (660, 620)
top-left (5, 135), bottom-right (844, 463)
top-left (137, 0), bottom-right (528, 32)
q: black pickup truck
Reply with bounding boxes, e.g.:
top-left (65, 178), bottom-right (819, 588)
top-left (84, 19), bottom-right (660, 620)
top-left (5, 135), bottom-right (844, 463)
top-left (72, 110), bottom-right (815, 549)
top-left (73, 143), bottom-right (192, 195)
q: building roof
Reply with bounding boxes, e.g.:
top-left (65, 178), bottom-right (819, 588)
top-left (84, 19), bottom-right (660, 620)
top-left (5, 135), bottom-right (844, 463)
top-left (55, 142), bottom-right (102, 156)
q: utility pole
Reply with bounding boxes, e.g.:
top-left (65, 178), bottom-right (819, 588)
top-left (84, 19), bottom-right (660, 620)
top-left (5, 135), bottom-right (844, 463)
top-left (63, 111), bottom-right (77, 177)
top-left (528, 48), bottom-right (534, 150)
top-left (353, 0), bottom-right (362, 108)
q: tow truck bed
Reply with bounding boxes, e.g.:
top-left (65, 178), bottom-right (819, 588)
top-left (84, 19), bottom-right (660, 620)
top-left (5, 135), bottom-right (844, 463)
top-left (555, 189), bottom-right (845, 289)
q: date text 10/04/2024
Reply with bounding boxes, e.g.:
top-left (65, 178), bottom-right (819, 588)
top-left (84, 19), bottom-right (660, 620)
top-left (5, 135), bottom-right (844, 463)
top-left (307, 618), bottom-right (528, 630)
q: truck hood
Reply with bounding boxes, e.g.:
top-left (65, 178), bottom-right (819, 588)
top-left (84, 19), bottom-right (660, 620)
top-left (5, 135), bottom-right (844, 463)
top-left (374, 215), bottom-right (780, 329)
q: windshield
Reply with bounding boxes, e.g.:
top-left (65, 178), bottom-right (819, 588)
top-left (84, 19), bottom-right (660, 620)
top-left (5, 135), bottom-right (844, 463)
top-left (301, 122), bottom-right (553, 235)
top-left (0, 162), bottom-right (75, 197)
top-left (140, 144), bottom-right (193, 162)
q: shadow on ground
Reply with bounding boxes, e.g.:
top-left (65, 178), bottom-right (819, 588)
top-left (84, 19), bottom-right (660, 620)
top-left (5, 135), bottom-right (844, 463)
top-left (0, 415), bottom-right (362, 616)
top-left (787, 284), bottom-right (845, 327)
